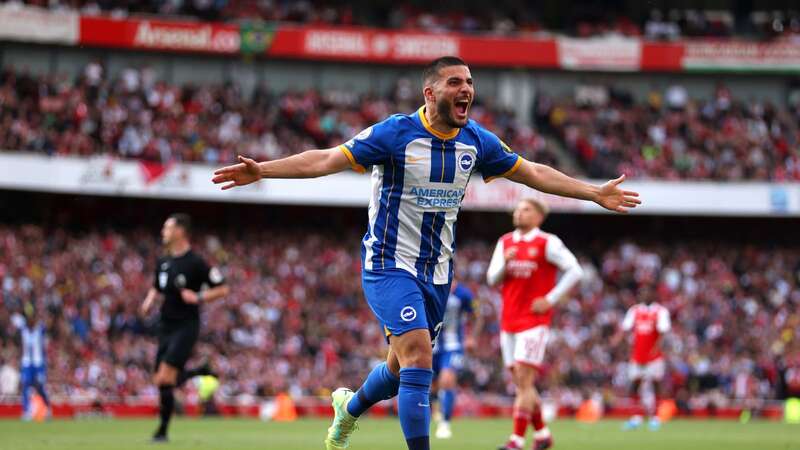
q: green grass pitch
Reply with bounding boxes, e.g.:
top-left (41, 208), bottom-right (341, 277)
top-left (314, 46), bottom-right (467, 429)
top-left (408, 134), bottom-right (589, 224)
top-left (1, 418), bottom-right (799, 450)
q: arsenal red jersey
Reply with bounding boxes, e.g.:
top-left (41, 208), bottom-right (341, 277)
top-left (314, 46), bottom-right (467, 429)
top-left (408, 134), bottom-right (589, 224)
top-left (622, 303), bottom-right (671, 364)
top-left (490, 229), bottom-right (577, 333)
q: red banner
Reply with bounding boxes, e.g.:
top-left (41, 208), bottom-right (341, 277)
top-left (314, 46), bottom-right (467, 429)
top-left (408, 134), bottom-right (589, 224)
top-left (640, 42), bottom-right (684, 71)
top-left (265, 26), bottom-right (558, 67)
top-left (72, 15), bottom-right (800, 73)
top-left (79, 16), bottom-right (239, 54)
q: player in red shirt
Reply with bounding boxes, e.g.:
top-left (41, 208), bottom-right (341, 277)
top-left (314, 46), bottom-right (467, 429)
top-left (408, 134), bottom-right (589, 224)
top-left (487, 199), bottom-right (584, 450)
top-left (618, 290), bottom-right (671, 431)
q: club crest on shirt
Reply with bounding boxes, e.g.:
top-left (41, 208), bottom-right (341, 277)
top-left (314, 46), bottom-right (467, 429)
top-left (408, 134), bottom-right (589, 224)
top-left (457, 152), bottom-right (475, 172)
top-left (355, 126), bottom-right (373, 141)
top-left (344, 126), bottom-right (373, 149)
top-left (528, 248), bottom-right (539, 257)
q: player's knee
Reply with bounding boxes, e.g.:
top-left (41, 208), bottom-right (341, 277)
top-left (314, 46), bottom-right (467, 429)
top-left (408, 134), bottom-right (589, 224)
top-left (401, 350), bottom-right (432, 368)
top-left (438, 370), bottom-right (456, 388)
top-left (392, 329), bottom-right (433, 368)
top-left (513, 364), bottom-right (535, 386)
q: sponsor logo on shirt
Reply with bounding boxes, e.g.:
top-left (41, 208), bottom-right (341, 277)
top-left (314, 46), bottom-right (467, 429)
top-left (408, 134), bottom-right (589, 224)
top-left (410, 186), bottom-right (465, 208)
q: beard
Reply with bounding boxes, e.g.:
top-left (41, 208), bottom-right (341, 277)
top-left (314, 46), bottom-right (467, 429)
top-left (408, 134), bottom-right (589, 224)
top-left (436, 98), bottom-right (467, 128)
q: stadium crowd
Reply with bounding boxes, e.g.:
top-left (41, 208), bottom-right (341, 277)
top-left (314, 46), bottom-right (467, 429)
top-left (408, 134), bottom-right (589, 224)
top-left (10, 0), bottom-right (800, 40)
top-left (0, 224), bottom-right (798, 411)
top-left (5, 63), bottom-right (800, 182)
top-left (0, 65), bottom-right (559, 172)
top-left (536, 84), bottom-right (800, 181)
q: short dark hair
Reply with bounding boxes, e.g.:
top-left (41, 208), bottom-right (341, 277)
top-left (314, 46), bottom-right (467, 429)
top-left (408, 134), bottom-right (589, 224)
top-left (168, 213), bottom-right (192, 235)
top-left (422, 56), bottom-right (468, 85)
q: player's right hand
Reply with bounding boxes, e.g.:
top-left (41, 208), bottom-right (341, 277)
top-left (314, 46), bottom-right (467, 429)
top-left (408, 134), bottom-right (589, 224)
top-left (212, 155), bottom-right (261, 190)
top-left (140, 300), bottom-right (152, 316)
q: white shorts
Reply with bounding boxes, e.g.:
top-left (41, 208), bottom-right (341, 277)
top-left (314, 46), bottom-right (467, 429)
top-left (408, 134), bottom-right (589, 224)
top-left (500, 326), bottom-right (550, 368)
top-left (627, 359), bottom-right (666, 381)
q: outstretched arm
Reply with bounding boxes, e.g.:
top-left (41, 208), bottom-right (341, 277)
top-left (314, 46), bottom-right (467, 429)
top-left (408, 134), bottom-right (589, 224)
top-left (507, 159), bottom-right (641, 213)
top-left (212, 148), bottom-right (353, 190)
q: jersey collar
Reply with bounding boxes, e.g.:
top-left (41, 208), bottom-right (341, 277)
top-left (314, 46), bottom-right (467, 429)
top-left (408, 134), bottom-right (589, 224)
top-left (417, 106), bottom-right (460, 140)
top-left (512, 227), bottom-right (540, 242)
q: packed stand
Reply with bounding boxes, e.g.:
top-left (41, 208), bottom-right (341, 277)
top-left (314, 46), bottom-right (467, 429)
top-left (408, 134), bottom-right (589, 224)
top-left (537, 83), bottom-right (800, 181)
top-left (10, 0), bottom-right (800, 40)
top-left (0, 65), bottom-right (558, 171)
top-left (0, 223), bottom-right (798, 411)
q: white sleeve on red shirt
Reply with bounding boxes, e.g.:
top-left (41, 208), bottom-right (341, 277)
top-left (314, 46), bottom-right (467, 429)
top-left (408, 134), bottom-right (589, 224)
top-left (621, 306), bottom-right (635, 331)
top-left (544, 235), bottom-right (584, 304)
top-left (486, 238), bottom-right (506, 287)
top-left (657, 306), bottom-right (671, 333)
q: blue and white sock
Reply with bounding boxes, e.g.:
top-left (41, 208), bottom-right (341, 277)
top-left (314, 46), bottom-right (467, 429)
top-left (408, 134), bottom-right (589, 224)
top-left (346, 362), bottom-right (400, 417)
top-left (398, 368), bottom-right (433, 450)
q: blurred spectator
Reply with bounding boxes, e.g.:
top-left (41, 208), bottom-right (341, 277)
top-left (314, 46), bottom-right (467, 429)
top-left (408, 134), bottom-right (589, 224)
top-left (0, 223), bottom-right (798, 409)
top-left (11, 0), bottom-right (800, 40)
top-left (0, 65), bottom-right (560, 172)
top-left (540, 83), bottom-right (800, 181)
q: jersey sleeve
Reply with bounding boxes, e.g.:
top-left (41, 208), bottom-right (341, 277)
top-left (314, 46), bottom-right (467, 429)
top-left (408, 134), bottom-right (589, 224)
top-left (338, 116), bottom-right (397, 173)
top-left (486, 238), bottom-right (506, 286)
top-left (200, 259), bottom-right (226, 288)
top-left (621, 307), bottom-right (635, 331)
top-left (544, 235), bottom-right (579, 271)
top-left (475, 127), bottom-right (522, 182)
top-left (657, 307), bottom-right (671, 333)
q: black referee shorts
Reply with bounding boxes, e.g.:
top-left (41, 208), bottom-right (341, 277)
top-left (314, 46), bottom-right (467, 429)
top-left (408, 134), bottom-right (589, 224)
top-left (155, 318), bottom-right (200, 371)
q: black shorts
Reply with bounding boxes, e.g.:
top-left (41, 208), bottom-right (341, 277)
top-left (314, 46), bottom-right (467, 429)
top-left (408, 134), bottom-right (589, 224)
top-left (155, 318), bottom-right (200, 371)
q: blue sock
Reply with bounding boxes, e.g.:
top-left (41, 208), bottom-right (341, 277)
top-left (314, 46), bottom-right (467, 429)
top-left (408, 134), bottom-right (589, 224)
top-left (398, 368), bottom-right (433, 450)
top-left (21, 383), bottom-right (30, 416)
top-left (346, 362), bottom-right (400, 417)
top-left (34, 383), bottom-right (50, 407)
top-left (439, 389), bottom-right (455, 421)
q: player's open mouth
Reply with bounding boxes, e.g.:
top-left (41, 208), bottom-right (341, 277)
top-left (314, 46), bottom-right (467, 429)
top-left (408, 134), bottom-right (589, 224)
top-left (454, 98), bottom-right (470, 119)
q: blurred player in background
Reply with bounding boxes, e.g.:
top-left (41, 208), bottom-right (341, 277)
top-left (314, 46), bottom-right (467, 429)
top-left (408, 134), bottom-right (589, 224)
top-left (140, 214), bottom-right (229, 442)
top-left (487, 198), bottom-right (584, 450)
top-left (212, 56), bottom-right (638, 450)
top-left (13, 303), bottom-right (51, 421)
top-left (431, 282), bottom-right (481, 439)
top-left (617, 288), bottom-right (671, 431)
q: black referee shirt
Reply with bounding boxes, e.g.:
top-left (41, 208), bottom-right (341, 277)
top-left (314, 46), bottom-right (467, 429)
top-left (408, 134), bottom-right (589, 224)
top-left (153, 250), bottom-right (225, 320)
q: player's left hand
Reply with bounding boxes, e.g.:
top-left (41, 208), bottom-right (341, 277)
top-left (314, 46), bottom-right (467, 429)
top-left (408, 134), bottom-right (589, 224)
top-left (595, 174), bottom-right (641, 213)
top-left (531, 297), bottom-right (551, 313)
top-left (180, 289), bottom-right (199, 304)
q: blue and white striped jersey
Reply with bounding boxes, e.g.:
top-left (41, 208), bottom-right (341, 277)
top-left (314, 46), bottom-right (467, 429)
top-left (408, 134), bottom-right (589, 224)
top-left (20, 323), bottom-right (46, 368)
top-left (434, 284), bottom-right (475, 354)
top-left (340, 106), bottom-right (521, 284)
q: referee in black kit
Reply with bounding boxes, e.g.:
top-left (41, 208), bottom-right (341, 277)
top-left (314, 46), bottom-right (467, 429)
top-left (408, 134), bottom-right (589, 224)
top-left (141, 213), bottom-right (229, 442)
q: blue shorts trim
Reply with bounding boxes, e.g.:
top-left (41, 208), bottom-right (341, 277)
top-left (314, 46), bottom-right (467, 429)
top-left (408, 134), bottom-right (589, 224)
top-left (362, 269), bottom-right (451, 343)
